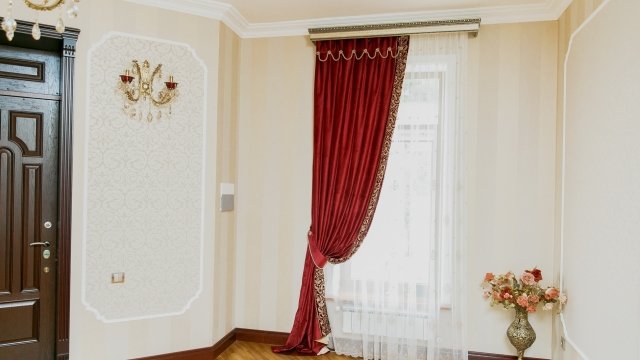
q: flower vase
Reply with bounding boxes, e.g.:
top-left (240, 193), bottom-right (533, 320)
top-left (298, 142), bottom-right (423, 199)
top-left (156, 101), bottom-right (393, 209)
top-left (506, 307), bottom-right (536, 360)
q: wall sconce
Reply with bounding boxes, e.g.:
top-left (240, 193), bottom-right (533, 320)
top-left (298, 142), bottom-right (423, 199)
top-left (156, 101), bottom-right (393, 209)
top-left (117, 59), bottom-right (179, 123)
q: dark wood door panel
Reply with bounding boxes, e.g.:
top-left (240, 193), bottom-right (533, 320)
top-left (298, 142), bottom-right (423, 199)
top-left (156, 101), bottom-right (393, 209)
top-left (0, 56), bottom-right (44, 82)
top-left (10, 111), bottom-right (44, 157)
top-left (0, 46), bottom-right (60, 97)
top-left (22, 164), bottom-right (43, 294)
top-left (0, 299), bottom-right (39, 345)
top-left (0, 93), bottom-right (58, 359)
top-left (0, 22), bottom-right (78, 360)
top-left (0, 148), bottom-right (13, 296)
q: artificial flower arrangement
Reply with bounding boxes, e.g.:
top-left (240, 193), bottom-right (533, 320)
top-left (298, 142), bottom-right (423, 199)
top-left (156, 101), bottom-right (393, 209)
top-left (482, 267), bottom-right (567, 312)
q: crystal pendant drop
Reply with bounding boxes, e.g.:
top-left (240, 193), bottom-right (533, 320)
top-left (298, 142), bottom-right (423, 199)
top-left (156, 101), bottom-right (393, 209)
top-left (67, 3), bottom-right (79, 19)
top-left (55, 17), bottom-right (65, 33)
top-left (2, 17), bottom-right (17, 41)
top-left (2, 17), bottom-right (17, 32)
top-left (32, 22), bottom-right (41, 40)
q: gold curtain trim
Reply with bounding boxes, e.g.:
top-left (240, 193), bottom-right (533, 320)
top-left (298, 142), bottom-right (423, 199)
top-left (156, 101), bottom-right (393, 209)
top-left (313, 35), bottom-right (411, 337)
top-left (313, 268), bottom-right (331, 337)
top-left (316, 47), bottom-right (402, 62)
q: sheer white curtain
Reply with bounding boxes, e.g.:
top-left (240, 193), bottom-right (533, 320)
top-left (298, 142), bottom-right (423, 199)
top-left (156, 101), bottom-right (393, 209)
top-left (324, 32), bottom-right (468, 360)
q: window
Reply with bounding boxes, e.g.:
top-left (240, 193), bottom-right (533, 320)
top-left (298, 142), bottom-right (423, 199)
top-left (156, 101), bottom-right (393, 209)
top-left (325, 33), bottom-right (468, 360)
top-left (326, 53), bottom-right (461, 313)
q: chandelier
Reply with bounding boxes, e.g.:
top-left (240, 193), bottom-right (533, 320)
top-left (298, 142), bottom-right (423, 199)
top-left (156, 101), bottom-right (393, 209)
top-left (1, 0), bottom-right (80, 41)
top-left (118, 60), bottom-right (179, 123)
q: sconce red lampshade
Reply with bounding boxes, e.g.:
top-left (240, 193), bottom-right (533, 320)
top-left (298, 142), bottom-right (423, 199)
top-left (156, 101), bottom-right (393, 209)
top-left (120, 74), bottom-right (134, 83)
top-left (165, 75), bottom-right (177, 90)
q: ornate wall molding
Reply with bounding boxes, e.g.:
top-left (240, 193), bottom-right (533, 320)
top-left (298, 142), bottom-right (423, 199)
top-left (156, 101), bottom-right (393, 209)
top-left (83, 32), bottom-right (208, 323)
top-left (559, 0), bottom-right (613, 358)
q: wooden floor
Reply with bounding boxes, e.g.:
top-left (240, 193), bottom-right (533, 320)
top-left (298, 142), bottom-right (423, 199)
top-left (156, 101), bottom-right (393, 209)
top-left (216, 341), bottom-right (359, 359)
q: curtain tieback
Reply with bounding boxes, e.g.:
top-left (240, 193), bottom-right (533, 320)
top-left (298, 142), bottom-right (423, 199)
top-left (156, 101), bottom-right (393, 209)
top-left (307, 230), bottom-right (327, 268)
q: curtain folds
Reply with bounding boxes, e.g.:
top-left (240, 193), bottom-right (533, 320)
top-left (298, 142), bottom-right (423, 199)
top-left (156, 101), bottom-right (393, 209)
top-left (272, 36), bottom-right (409, 355)
top-left (325, 32), bottom-right (469, 360)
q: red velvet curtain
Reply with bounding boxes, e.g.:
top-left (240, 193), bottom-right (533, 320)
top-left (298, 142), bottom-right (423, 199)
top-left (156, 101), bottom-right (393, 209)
top-left (273, 36), bottom-right (409, 355)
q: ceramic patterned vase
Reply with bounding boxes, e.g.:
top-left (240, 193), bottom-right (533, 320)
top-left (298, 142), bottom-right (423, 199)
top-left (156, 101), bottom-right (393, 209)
top-left (506, 307), bottom-right (536, 360)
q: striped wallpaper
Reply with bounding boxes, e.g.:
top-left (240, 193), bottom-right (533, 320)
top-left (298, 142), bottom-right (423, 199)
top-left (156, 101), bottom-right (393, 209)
top-left (213, 24), bottom-right (242, 344)
top-left (235, 35), bottom-right (316, 333)
top-left (234, 21), bottom-right (559, 358)
top-left (6, 0), bottom-right (591, 358)
top-left (466, 21), bottom-right (558, 358)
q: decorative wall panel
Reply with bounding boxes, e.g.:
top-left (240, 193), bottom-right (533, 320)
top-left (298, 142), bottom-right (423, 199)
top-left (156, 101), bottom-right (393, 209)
top-left (83, 33), bottom-right (207, 322)
top-left (560, 1), bottom-right (640, 358)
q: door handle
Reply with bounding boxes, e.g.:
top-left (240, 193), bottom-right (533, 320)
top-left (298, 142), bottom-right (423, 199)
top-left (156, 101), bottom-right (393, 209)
top-left (29, 241), bottom-right (50, 247)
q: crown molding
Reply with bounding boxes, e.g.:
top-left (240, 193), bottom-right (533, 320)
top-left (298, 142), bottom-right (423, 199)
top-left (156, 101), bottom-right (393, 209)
top-left (549, 0), bottom-right (575, 19)
top-left (125, 0), bottom-right (575, 38)
top-left (125, 0), bottom-right (249, 35)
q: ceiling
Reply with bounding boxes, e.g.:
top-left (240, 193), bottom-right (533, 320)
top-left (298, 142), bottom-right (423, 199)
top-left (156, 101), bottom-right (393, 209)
top-left (220, 0), bottom-right (548, 23)
top-left (127, 0), bottom-right (573, 37)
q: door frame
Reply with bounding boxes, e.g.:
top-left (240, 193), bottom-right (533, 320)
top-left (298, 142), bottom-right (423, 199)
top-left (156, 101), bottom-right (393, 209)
top-left (0, 18), bottom-right (79, 360)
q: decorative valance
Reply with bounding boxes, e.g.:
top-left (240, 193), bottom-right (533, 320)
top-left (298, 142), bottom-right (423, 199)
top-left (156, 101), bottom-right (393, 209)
top-left (309, 18), bottom-right (480, 42)
top-left (315, 36), bottom-right (407, 62)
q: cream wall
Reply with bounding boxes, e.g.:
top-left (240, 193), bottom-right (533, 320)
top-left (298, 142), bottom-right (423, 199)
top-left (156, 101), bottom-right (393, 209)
top-left (213, 23), bottom-right (240, 342)
top-left (233, 23), bottom-right (559, 358)
top-left (554, 2), bottom-right (602, 358)
top-left (8, 2), bottom-right (563, 358)
top-left (554, 0), bottom-right (640, 358)
top-left (10, 1), bottom-right (234, 359)
top-left (467, 22), bottom-right (557, 358)
top-left (234, 36), bottom-right (315, 331)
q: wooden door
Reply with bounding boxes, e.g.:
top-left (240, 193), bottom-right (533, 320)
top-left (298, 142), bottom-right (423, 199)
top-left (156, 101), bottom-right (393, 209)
top-left (0, 47), bottom-right (60, 360)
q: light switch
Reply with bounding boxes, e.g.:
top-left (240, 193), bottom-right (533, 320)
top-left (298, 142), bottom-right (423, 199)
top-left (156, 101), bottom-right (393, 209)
top-left (111, 272), bottom-right (125, 284)
top-left (220, 183), bottom-right (235, 212)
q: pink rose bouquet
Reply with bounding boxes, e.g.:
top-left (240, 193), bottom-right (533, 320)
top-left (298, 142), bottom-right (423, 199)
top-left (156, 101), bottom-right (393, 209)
top-left (482, 268), bottom-right (567, 313)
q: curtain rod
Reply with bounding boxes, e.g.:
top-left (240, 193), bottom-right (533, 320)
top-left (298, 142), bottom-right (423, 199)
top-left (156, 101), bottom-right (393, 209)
top-left (308, 18), bottom-right (481, 41)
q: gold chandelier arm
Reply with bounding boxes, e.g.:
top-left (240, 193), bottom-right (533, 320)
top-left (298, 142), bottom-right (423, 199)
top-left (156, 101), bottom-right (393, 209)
top-left (149, 64), bottom-right (175, 106)
top-left (124, 89), bottom-right (138, 102)
top-left (150, 90), bottom-right (177, 107)
top-left (23, 0), bottom-right (66, 12)
top-left (151, 64), bottom-right (162, 81)
top-left (125, 60), bottom-right (142, 102)
top-left (148, 64), bottom-right (162, 100)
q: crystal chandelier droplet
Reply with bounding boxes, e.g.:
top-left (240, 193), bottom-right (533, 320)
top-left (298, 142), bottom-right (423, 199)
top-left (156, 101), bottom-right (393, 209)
top-left (68, 2), bottom-right (79, 19)
top-left (55, 17), bottom-right (65, 33)
top-left (1, 0), bottom-right (80, 41)
top-left (1, 17), bottom-right (17, 41)
top-left (31, 22), bottom-right (41, 40)
top-left (2, 0), bottom-right (16, 41)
